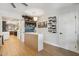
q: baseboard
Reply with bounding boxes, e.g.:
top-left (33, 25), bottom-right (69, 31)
top-left (44, 41), bottom-right (61, 47)
top-left (44, 41), bottom-right (79, 54)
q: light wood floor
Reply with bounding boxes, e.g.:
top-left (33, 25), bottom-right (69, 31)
top-left (38, 43), bottom-right (79, 56)
top-left (0, 35), bottom-right (79, 56)
top-left (0, 35), bottom-right (36, 56)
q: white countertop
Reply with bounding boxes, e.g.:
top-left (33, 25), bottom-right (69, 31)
top-left (25, 32), bottom-right (43, 35)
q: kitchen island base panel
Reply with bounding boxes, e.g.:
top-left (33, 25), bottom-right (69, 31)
top-left (24, 33), bottom-right (43, 52)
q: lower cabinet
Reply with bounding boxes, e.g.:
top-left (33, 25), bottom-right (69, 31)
top-left (2, 32), bottom-right (9, 40)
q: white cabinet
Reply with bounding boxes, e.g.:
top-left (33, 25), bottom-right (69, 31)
top-left (0, 35), bottom-right (2, 46)
top-left (19, 20), bottom-right (25, 42)
top-left (2, 32), bottom-right (9, 40)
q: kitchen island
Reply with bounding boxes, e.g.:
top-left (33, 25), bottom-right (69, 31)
top-left (24, 32), bottom-right (43, 52)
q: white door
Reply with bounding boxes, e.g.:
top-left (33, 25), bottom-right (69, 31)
top-left (58, 12), bottom-right (77, 51)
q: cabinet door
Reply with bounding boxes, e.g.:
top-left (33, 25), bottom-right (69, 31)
top-left (58, 12), bottom-right (77, 51)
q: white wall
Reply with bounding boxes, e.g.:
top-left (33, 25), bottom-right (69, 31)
top-left (36, 16), bottom-right (59, 45)
top-left (76, 6), bottom-right (79, 50)
top-left (36, 4), bottom-right (79, 52)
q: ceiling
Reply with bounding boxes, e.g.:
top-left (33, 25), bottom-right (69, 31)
top-left (0, 3), bottom-right (78, 18)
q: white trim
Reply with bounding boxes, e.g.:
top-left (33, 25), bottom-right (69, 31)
top-left (44, 41), bottom-right (79, 54)
top-left (44, 41), bottom-right (60, 47)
